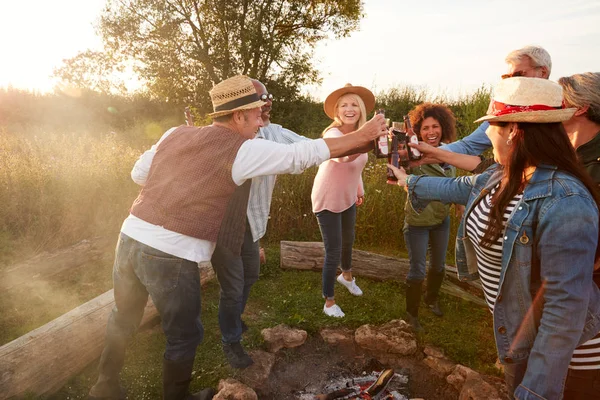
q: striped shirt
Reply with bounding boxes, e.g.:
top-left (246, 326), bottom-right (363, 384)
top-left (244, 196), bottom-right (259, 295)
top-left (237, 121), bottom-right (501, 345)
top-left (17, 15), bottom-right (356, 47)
top-left (247, 123), bottom-right (309, 241)
top-left (466, 185), bottom-right (600, 370)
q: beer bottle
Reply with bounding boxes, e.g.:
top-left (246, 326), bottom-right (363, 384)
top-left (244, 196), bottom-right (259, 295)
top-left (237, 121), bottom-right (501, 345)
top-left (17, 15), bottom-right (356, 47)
top-left (387, 130), bottom-right (399, 181)
top-left (392, 121), bottom-right (410, 169)
top-left (373, 109), bottom-right (389, 158)
top-left (404, 115), bottom-right (422, 161)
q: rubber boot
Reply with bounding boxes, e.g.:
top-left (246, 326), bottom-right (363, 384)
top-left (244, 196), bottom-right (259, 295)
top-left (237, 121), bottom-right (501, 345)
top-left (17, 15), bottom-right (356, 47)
top-left (163, 357), bottom-right (214, 400)
top-left (405, 280), bottom-right (424, 333)
top-left (222, 342), bottom-right (254, 369)
top-left (424, 269), bottom-right (445, 317)
top-left (88, 329), bottom-right (128, 399)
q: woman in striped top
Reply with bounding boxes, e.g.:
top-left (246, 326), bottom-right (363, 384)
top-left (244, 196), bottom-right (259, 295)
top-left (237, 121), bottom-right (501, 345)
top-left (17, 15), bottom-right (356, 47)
top-left (387, 77), bottom-right (600, 399)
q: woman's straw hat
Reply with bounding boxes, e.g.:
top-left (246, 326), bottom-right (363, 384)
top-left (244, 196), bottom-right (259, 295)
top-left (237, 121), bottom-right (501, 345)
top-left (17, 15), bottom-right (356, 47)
top-left (475, 77), bottom-right (576, 123)
top-left (208, 75), bottom-right (266, 118)
top-left (323, 83), bottom-right (375, 120)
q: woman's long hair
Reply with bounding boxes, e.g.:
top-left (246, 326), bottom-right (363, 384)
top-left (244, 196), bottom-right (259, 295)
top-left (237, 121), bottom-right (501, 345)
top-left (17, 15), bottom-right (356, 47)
top-left (482, 121), bottom-right (600, 261)
top-left (321, 93), bottom-right (367, 136)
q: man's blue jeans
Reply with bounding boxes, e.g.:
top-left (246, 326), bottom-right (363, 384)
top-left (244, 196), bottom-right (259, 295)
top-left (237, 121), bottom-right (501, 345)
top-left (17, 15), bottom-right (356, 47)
top-left (315, 204), bottom-right (356, 299)
top-left (403, 216), bottom-right (450, 282)
top-left (211, 221), bottom-right (260, 344)
top-left (92, 233), bottom-right (204, 395)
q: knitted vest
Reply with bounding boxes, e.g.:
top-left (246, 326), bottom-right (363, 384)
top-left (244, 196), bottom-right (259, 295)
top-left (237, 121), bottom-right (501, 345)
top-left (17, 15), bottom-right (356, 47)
top-left (130, 125), bottom-right (248, 249)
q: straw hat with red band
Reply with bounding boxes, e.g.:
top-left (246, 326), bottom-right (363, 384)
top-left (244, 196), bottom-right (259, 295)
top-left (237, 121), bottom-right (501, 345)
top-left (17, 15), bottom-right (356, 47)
top-left (208, 75), bottom-right (266, 118)
top-left (475, 77), bottom-right (576, 123)
top-left (323, 83), bottom-right (375, 120)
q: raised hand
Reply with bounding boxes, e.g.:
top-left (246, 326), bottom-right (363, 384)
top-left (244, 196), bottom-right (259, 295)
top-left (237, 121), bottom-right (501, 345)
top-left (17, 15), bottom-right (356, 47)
top-left (386, 163), bottom-right (408, 187)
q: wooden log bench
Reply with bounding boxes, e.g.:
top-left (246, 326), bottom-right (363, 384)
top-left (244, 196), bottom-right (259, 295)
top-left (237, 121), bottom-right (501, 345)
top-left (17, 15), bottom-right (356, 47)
top-left (280, 241), bottom-right (485, 307)
top-left (0, 263), bottom-right (215, 399)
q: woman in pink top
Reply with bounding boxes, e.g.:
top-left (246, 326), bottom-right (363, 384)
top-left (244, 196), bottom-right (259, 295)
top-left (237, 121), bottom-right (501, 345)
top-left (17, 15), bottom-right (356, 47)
top-left (311, 84), bottom-right (374, 317)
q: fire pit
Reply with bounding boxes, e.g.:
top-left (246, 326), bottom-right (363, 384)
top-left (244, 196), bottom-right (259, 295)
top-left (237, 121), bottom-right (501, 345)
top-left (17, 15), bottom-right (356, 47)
top-left (297, 368), bottom-right (410, 399)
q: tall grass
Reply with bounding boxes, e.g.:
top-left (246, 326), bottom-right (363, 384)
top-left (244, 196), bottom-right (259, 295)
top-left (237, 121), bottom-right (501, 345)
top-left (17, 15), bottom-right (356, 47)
top-left (0, 85), bottom-right (491, 264)
top-left (0, 129), bottom-right (139, 263)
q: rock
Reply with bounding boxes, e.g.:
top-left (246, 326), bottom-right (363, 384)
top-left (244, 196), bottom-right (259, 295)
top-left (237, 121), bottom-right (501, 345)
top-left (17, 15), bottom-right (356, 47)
top-left (354, 319), bottom-right (418, 364)
top-left (446, 364), bottom-right (480, 391)
top-left (422, 345), bottom-right (456, 376)
top-left (261, 324), bottom-right (307, 353)
top-left (214, 378), bottom-right (258, 400)
top-left (494, 358), bottom-right (505, 374)
top-left (459, 374), bottom-right (503, 400)
top-left (423, 355), bottom-right (457, 376)
top-left (320, 328), bottom-right (354, 347)
top-left (239, 350), bottom-right (276, 392)
top-left (423, 346), bottom-right (445, 359)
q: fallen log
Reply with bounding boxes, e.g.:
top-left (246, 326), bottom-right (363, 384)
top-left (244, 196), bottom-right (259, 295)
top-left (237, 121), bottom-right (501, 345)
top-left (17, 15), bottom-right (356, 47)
top-left (0, 263), bottom-right (215, 400)
top-left (280, 241), bottom-right (486, 307)
top-left (1, 237), bottom-right (114, 292)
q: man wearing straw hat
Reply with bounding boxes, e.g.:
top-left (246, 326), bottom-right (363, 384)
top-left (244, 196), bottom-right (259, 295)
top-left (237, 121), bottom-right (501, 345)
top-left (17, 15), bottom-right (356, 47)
top-left (89, 74), bottom-right (387, 400)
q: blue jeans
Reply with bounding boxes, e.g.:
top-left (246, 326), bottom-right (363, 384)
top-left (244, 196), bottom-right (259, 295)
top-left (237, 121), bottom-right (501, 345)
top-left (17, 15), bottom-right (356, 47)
top-left (403, 216), bottom-right (450, 282)
top-left (211, 221), bottom-right (260, 344)
top-left (96, 233), bottom-right (203, 388)
top-left (315, 204), bottom-right (356, 299)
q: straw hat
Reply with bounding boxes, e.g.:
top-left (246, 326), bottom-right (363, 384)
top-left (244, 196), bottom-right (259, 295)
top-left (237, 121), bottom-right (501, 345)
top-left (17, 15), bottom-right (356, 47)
top-left (208, 75), bottom-right (266, 118)
top-left (323, 84), bottom-right (375, 120)
top-left (475, 77), bottom-right (576, 123)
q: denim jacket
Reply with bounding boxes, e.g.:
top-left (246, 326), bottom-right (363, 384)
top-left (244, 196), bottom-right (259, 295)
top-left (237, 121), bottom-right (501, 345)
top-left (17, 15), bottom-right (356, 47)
top-left (407, 164), bottom-right (600, 399)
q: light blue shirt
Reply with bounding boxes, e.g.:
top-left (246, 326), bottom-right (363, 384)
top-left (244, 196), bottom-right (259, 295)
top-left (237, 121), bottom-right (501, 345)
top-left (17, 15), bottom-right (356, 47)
top-left (441, 121), bottom-right (491, 156)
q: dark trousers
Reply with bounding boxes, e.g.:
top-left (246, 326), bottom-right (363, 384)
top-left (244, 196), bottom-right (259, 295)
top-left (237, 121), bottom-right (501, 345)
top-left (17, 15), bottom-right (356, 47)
top-left (315, 204), bottom-right (356, 299)
top-left (211, 221), bottom-right (260, 344)
top-left (403, 216), bottom-right (450, 282)
top-left (91, 233), bottom-right (203, 396)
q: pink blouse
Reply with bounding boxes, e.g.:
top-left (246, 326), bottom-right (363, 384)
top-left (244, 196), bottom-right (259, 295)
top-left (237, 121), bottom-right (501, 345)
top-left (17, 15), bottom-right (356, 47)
top-left (311, 127), bottom-right (368, 213)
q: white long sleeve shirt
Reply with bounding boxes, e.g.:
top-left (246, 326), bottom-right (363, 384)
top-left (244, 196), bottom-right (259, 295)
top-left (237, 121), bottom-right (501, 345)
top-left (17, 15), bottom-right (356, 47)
top-left (247, 123), bottom-right (309, 241)
top-left (124, 125), bottom-right (328, 263)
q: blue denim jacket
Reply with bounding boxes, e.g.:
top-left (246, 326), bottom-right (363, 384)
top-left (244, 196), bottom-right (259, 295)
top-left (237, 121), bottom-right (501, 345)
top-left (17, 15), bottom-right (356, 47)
top-left (440, 121), bottom-right (492, 156)
top-left (407, 164), bottom-right (600, 399)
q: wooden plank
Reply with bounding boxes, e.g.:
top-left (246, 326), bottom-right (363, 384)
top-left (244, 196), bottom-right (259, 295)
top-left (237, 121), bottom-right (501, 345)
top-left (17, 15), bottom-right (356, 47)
top-left (280, 241), bottom-right (486, 307)
top-left (0, 263), bottom-right (215, 399)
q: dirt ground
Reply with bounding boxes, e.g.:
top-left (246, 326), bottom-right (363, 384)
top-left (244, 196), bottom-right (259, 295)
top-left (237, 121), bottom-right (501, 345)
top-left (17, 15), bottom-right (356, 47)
top-left (259, 336), bottom-right (461, 400)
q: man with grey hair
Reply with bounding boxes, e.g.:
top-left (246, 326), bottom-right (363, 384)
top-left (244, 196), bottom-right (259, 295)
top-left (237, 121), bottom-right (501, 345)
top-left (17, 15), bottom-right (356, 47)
top-left (210, 79), bottom-right (311, 369)
top-left (560, 72), bottom-right (600, 182)
top-left (441, 45), bottom-right (552, 156)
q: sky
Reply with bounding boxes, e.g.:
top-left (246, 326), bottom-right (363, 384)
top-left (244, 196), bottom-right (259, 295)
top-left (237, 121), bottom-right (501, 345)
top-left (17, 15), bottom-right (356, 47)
top-left (1, 0), bottom-right (599, 101)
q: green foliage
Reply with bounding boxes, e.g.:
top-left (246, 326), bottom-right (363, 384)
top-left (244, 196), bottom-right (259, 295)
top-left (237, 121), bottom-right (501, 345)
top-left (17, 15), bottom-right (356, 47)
top-left (57, 0), bottom-right (363, 111)
top-left (0, 87), bottom-right (182, 143)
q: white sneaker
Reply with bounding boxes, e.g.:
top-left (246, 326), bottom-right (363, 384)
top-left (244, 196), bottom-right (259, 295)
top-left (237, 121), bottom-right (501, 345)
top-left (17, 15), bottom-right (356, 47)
top-left (323, 303), bottom-right (345, 318)
top-left (337, 274), bottom-right (363, 296)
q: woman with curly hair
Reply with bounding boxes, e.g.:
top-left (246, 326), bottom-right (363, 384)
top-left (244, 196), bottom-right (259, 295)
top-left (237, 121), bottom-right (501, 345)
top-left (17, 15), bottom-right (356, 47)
top-left (403, 103), bottom-right (457, 331)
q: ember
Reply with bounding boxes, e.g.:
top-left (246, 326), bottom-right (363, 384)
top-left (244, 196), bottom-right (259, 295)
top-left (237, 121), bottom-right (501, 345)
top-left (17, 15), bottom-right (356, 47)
top-left (298, 368), bottom-right (410, 400)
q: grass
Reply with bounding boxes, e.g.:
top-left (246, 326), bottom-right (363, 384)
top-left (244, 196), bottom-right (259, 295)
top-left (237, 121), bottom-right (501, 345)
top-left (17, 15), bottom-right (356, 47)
top-left (43, 245), bottom-right (498, 399)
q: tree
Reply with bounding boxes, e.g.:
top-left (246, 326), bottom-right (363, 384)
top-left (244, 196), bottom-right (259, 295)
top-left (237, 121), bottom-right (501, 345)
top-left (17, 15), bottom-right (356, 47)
top-left (56, 0), bottom-right (363, 112)
top-left (53, 50), bottom-right (128, 95)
